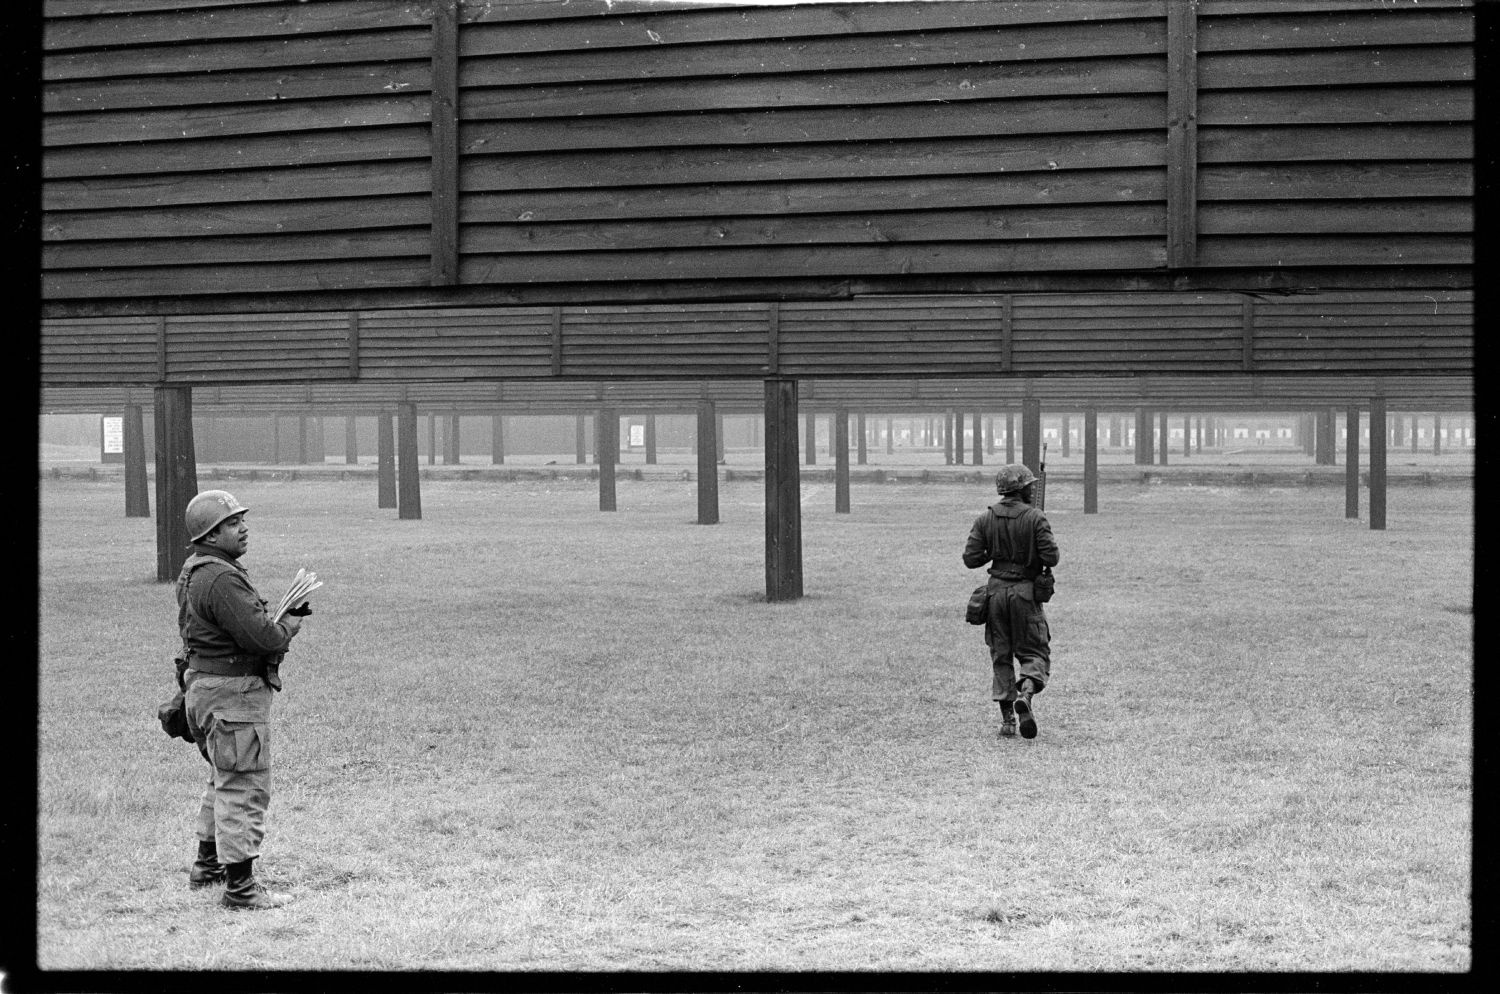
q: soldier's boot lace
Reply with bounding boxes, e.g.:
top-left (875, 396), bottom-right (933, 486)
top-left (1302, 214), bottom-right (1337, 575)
top-left (221, 858), bottom-right (291, 911)
top-left (189, 838), bottom-right (226, 889)
top-left (1014, 679), bottom-right (1038, 740)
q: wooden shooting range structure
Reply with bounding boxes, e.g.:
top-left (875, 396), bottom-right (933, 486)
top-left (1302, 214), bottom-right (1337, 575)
top-left (39, 0), bottom-right (1473, 598)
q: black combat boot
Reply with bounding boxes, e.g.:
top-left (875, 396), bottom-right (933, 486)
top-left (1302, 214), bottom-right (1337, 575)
top-left (221, 858), bottom-right (291, 911)
top-left (189, 838), bottom-right (225, 889)
top-left (1014, 679), bottom-right (1038, 740)
top-left (998, 701), bottom-right (1018, 738)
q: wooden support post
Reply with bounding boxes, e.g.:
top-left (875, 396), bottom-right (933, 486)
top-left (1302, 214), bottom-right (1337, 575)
top-left (1158, 411), bottom-right (1169, 466)
top-left (270, 415), bottom-right (281, 465)
top-left (443, 414), bottom-right (460, 465)
top-left (397, 403), bottom-right (422, 519)
top-left (954, 411), bottom-right (964, 466)
top-left (805, 410), bottom-right (817, 466)
top-left (1434, 414), bottom-right (1442, 456)
top-left (575, 414), bottom-right (587, 464)
top-left (887, 417), bottom-right (895, 455)
top-left (345, 416), bottom-right (359, 465)
top-left (1183, 415), bottom-right (1191, 458)
top-left (1411, 414), bottom-right (1420, 455)
top-left (1195, 417), bottom-right (1202, 454)
top-left (972, 411), bottom-right (984, 466)
top-left (492, 415), bottom-right (505, 464)
top-left (835, 409), bottom-right (850, 514)
top-left (1369, 398), bottom-right (1387, 531)
top-left (1315, 410), bottom-right (1332, 466)
top-left (1084, 407), bottom-right (1099, 515)
top-left (1060, 415), bottom-right (1070, 459)
top-left (856, 413), bottom-right (867, 465)
top-left (309, 416), bottom-right (325, 464)
top-left (1005, 412), bottom-right (1016, 463)
top-left (377, 415), bottom-right (396, 508)
top-left (645, 414), bottom-right (657, 465)
top-left (697, 400), bottom-right (719, 525)
top-left (1022, 399), bottom-right (1041, 473)
top-left (1133, 408), bottom-right (1149, 465)
top-left (426, 414), bottom-right (436, 466)
top-left (716, 411), bottom-right (725, 464)
top-left (598, 408), bottom-right (619, 511)
top-left (1346, 405), bottom-right (1360, 520)
top-left (297, 416), bottom-right (308, 465)
top-left (985, 417), bottom-right (994, 456)
top-left (124, 404), bottom-right (149, 518)
top-left (765, 379), bottom-right (803, 602)
top-left (153, 386), bottom-right (197, 582)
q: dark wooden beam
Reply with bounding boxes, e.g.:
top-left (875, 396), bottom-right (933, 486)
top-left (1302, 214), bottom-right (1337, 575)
top-left (152, 385), bottom-right (196, 582)
top-left (1158, 410), bottom-right (1169, 466)
top-left (1022, 398), bottom-right (1041, 473)
top-left (1345, 404), bottom-right (1360, 520)
top-left (492, 414), bottom-right (505, 464)
top-left (598, 408), bottom-right (619, 511)
top-left (1084, 406), bottom-right (1099, 515)
top-left (644, 414), bottom-right (657, 465)
top-left (835, 409), bottom-right (850, 514)
top-left (1369, 396), bottom-right (1387, 531)
top-left (765, 378), bottom-right (803, 602)
top-left (429, 0), bottom-right (459, 286)
top-left (397, 402), bottom-right (421, 519)
top-left (123, 403), bottom-right (149, 518)
top-left (696, 399), bottom-right (719, 525)
top-left (972, 411), bottom-right (983, 466)
top-left (345, 415), bottom-right (359, 465)
top-left (377, 414), bottom-right (396, 508)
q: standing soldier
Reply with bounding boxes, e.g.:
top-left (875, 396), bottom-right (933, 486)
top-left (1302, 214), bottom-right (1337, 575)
top-left (963, 465), bottom-right (1059, 739)
top-left (176, 490), bottom-right (310, 909)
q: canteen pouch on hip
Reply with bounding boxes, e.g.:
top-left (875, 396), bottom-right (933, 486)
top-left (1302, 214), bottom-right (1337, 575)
top-left (965, 585), bottom-right (990, 625)
top-left (1034, 567), bottom-right (1055, 605)
top-left (157, 656), bottom-right (195, 743)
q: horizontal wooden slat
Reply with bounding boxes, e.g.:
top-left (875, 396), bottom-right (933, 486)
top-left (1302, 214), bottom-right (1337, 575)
top-left (1198, 201), bottom-right (1471, 235)
top-left (44, 95), bottom-right (430, 147)
top-left (43, 195), bottom-right (431, 241)
top-left (460, 1), bottom-right (1162, 50)
top-left (458, 241), bottom-right (1168, 285)
top-left (463, 134), bottom-right (1168, 192)
top-left (44, 28), bottom-right (431, 81)
top-left (1198, 85), bottom-right (1471, 127)
top-left (46, 229), bottom-right (429, 269)
top-left (44, 259), bottom-right (432, 299)
top-left (46, 0), bottom-right (286, 16)
top-left (43, 1), bottom-right (431, 51)
top-left (1200, 45), bottom-right (1472, 90)
top-left (461, 95), bottom-right (1166, 154)
top-left (44, 162), bottom-right (432, 211)
top-left (460, 170), bottom-right (1163, 226)
top-left (46, 61), bottom-right (431, 114)
top-left (45, 125), bottom-right (432, 180)
top-left (1198, 124), bottom-right (1470, 163)
top-left (1196, 235), bottom-right (1470, 267)
top-left (463, 205), bottom-right (1166, 254)
top-left (1198, 0), bottom-right (1470, 17)
top-left (1199, 163), bottom-right (1472, 201)
top-left (1197, 8), bottom-right (1472, 50)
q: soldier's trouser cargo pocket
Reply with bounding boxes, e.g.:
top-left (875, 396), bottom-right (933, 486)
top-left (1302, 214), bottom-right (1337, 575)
top-left (209, 710), bottom-right (271, 773)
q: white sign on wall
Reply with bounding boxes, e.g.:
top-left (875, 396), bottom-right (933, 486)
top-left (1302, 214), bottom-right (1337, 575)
top-left (629, 424), bottom-right (645, 448)
top-left (101, 417), bottom-right (124, 454)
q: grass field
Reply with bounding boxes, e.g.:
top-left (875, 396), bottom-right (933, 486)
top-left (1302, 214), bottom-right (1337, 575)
top-left (35, 474), bottom-right (1472, 973)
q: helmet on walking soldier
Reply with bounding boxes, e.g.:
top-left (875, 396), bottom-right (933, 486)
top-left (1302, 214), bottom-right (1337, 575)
top-left (186, 490), bottom-right (249, 542)
top-left (994, 463), bottom-right (1038, 495)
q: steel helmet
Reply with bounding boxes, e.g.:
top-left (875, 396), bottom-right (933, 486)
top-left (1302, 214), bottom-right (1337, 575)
top-left (185, 490), bottom-right (249, 542)
top-left (994, 463), bottom-right (1038, 495)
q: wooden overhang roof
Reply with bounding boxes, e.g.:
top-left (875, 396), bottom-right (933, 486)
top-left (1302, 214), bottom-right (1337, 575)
top-left (40, 0), bottom-right (1473, 388)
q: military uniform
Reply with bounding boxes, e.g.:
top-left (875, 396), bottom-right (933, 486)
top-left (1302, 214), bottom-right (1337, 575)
top-left (963, 465), bottom-right (1059, 738)
top-left (174, 489), bottom-right (304, 909)
top-left (178, 548), bottom-right (293, 868)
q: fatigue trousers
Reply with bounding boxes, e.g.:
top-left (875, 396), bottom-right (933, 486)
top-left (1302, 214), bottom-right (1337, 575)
top-left (184, 672), bottom-right (273, 865)
top-left (985, 579), bottom-right (1051, 703)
